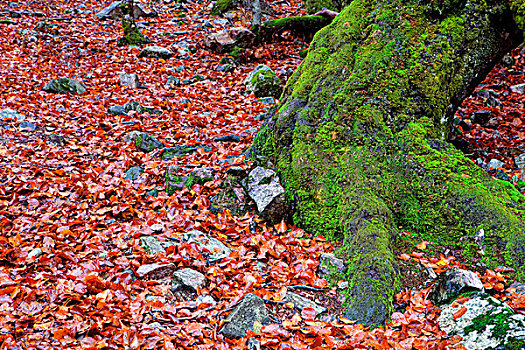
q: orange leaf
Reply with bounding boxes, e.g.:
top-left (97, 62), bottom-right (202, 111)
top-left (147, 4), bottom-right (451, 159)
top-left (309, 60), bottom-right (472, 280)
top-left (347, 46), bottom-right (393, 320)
top-left (453, 307), bottom-right (467, 319)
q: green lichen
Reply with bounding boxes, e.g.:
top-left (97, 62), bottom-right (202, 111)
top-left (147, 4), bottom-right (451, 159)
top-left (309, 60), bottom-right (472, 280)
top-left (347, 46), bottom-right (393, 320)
top-left (251, 0), bottom-right (525, 327)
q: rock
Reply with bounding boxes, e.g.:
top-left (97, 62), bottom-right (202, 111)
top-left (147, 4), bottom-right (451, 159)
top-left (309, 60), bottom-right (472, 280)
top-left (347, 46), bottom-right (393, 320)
top-left (210, 174), bottom-right (248, 216)
top-left (108, 101), bottom-right (162, 116)
top-left (171, 268), bottom-right (207, 293)
top-left (246, 166), bottom-right (288, 224)
top-left (318, 252), bottom-right (346, 280)
top-left (286, 292), bottom-right (326, 316)
top-left (0, 109), bottom-right (25, 122)
top-left (508, 282), bottom-right (525, 295)
top-left (42, 77), bottom-right (87, 94)
top-left (185, 168), bottom-right (214, 187)
top-left (438, 293), bottom-right (525, 350)
top-left (19, 121), bottom-right (37, 131)
top-left (430, 269), bottom-right (484, 304)
top-left (183, 230), bottom-right (232, 263)
top-left (27, 248), bottom-right (43, 259)
top-left (471, 110), bottom-right (492, 125)
top-left (124, 130), bottom-right (164, 153)
top-left (138, 46), bottom-right (174, 59)
top-left (510, 83), bottom-right (525, 94)
top-left (215, 134), bottom-right (241, 142)
top-left (515, 154), bottom-right (525, 169)
top-left (196, 294), bottom-right (216, 306)
top-left (136, 263), bottom-right (176, 279)
top-left (165, 166), bottom-right (188, 195)
top-left (47, 133), bottom-right (65, 146)
top-left (161, 145), bottom-right (211, 161)
top-left (202, 27), bottom-right (255, 53)
top-left (95, 1), bottom-right (157, 20)
top-left (141, 236), bottom-right (167, 254)
top-left (486, 158), bottom-right (505, 170)
top-left (125, 166), bottom-right (144, 182)
top-left (244, 65), bottom-right (282, 98)
top-left (219, 293), bottom-right (272, 339)
top-left (248, 338), bottom-right (261, 350)
top-left (119, 73), bottom-right (140, 88)
top-left (150, 224), bottom-right (164, 234)
top-left (165, 76), bottom-right (180, 89)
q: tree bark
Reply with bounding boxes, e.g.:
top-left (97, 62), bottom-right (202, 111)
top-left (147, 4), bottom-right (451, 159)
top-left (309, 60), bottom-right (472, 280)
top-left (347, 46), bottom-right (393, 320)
top-left (252, 0), bottom-right (525, 326)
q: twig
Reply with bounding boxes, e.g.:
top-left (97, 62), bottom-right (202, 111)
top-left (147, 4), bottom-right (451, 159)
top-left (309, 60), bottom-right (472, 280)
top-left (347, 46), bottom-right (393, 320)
top-left (288, 285), bottom-right (327, 292)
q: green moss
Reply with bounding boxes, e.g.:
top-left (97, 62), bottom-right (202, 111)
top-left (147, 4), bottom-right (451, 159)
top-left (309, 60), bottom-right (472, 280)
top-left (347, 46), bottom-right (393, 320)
top-left (211, 0), bottom-right (233, 16)
top-left (250, 0), bottom-right (525, 327)
top-left (464, 309), bottom-right (512, 339)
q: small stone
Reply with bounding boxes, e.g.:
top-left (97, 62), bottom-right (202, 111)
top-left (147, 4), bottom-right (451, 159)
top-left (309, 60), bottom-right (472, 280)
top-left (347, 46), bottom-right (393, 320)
top-left (246, 166), bottom-right (288, 224)
top-left (183, 230), bottom-right (232, 263)
top-left (215, 134), bottom-right (241, 142)
top-left (430, 269), bottom-right (484, 304)
top-left (165, 76), bottom-right (180, 88)
top-left (318, 253), bottom-right (346, 279)
top-left (0, 109), bottom-right (25, 122)
top-left (125, 166), bottom-right (144, 182)
top-left (42, 77), bottom-right (87, 94)
top-left (138, 46), bottom-right (174, 59)
top-left (487, 158), bottom-right (505, 170)
top-left (119, 73), bottom-right (140, 88)
top-left (244, 65), bottom-right (282, 98)
top-left (141, 236), bottom-right (166, 254)
top-left (28, 248), bottom-right (43, 259)
top-left (124, 131), bottom-right (164, 153)
top-left (219, 293), bottom-right (272, 339)
top-left (286, 292), bottom-right (327, 316)
top-left (196, 294), bottom-right (216, 306)
top-left (150, 224), bottom-right (164, 233)
top-left (136, 263), bottom-right (176, 279)
top-left (515, 154), bottom-right (525, 169)
top-left (470, 110), bottom-right (492, 125)
top-left (510, 83), bottom-right (525, 94)
top-left (19, 121), bottom-right (37, 131)
top-left (171, 268), bottom-right (207, 293)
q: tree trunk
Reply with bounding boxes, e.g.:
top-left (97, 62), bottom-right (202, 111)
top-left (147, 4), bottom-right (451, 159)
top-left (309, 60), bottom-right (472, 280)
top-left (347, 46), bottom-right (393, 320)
top-left (252, 0), bottom-right (525, 326)
top-left (119, 0), bottom-right (149, 46)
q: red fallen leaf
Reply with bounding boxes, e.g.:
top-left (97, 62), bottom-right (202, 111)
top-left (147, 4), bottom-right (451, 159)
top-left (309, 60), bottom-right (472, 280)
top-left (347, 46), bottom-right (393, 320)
top-left (399, 253), bottom-right (411, 261)
top-left (54, 327), bottom-right (70, 341)
top-left (275, 219), bottom-right (287, 233)
top-left (415, 241), bottom-right (427, 250)
top-left (453, 307), bottom-right (467, 319)
top-left (390, 312), bottom-right (408, 326)
top-left (301, 307), bottom-right (317, 321)
top-left (411, 252), bottom-right (424, 258)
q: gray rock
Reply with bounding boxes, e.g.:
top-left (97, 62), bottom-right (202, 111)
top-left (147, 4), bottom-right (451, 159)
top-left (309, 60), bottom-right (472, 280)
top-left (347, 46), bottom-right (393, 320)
top-left (27, 248), bottom-right (43, 259)
top-left (95, 1), bottom-right (156, 20)
top-left (471, 110), bottom-right (492, 125)
top-left (136, 263), bottom-right (176, 279)
top-left (19, 121), bottom-right (37, 131)
top-left (508, 282), bottom-right (525, 295)
top-left (244, 65), bottom-right (282, 98)
top-left (119, 73), bottom-right (140, 88)
top-left (171, 268), bottom-right (207, 293)
top-left (0, 109), bottom-right (25, 122)
top-left (183, 230), bottom-right (232, 263)
top-left (219, 293), bottom-right (272, 339)
top-left (124, 130), bottom-right (164, 153)
top-left (42, 77), bottom-right (87, 94)
top-left (165, 76), bottom-right (180, 88)
top-left (138, 46), bottom-right (174, 59)
top-left (125, 166), bottom-right (144, 182)
top-left (430, 269), bottom-right (484, 304)
top-left (510, 83), bottom-right (525, 94)
top-left (196, 294), bottom-right (216, 306)
top-left (286, 292), bottom-right (326, 316)
top-left (246, 166), bottom-right (288, 224)
top-left (150, 224), bottom-right (164, 233)
top-left (165, 166), bottom-right (188, 195)
top-left (438, 293), bottom-right (525, 350)
top-left (487, 158), bottom-right (505, 170)
top-left (515, 154), bottom-right (525, 169)
top-left (141, 236), bottom-right (166, 254)
top-left (186, 168), bottom-right (214, 187)
top-left (215, 134), bottom-right (241, 142)
top-left (318, 253), bottom-right (346, 279)
top-left (202, 27), bottom-right (255, 53)
top-left (108, 101), bottom-right (162, 116)
top-left (248, 338), bottom-right (261, 350)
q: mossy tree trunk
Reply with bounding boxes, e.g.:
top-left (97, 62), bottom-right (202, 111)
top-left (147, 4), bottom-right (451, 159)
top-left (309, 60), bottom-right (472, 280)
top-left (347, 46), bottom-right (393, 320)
top-left (252, 0), bottom-right (525, 326)
top-left (119, 0), bottom-right (149, 46)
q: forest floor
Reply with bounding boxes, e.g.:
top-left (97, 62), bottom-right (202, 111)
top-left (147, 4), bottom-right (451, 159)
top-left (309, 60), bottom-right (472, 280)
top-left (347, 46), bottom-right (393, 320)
top-left (0, 0), bottom-right (524, 349)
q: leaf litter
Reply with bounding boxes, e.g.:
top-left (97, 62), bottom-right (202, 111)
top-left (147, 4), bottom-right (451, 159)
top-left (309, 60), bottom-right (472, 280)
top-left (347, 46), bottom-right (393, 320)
top-left (0, 0), bottom-right (524, 349)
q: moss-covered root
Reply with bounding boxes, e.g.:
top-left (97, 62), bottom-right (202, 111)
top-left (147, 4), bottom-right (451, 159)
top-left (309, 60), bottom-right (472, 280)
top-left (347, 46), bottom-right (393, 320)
top-left (251, 0), bottom-right (525, 325)
top-left (338, 193), bottom-right (399, 327)
top-left (303, 0), bottom-right (349, 14)
top-left (262, 15), bottom-right (333, 42)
